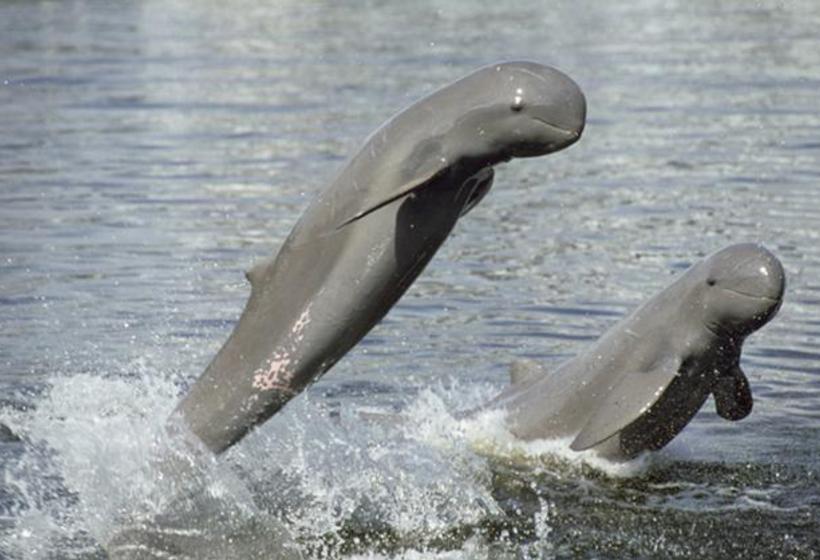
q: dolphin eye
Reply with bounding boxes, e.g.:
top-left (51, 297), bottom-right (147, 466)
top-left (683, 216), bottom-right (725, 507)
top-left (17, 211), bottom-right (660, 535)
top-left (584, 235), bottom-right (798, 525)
top-left (707, 278), bottom-right (717, 287)
top-left (511, 88), bottom-right (525, 112)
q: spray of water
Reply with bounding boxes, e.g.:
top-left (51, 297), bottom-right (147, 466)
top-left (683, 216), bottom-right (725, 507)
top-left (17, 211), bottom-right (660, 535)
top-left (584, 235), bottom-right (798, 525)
top-left (1, 363), bottom-right (650, 559)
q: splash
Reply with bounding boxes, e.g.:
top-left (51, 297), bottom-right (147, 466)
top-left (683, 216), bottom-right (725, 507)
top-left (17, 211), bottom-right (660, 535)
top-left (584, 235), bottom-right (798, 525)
top-left (0, 366), bottom-right (651, 559)
top-left (0, 368), bottom-right (300, 559)
top-left (398, 385), bottom-right (652, 479)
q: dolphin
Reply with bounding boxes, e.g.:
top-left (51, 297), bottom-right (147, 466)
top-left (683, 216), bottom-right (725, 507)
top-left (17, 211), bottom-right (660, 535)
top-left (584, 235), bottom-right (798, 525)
top-left (106, 492), bottom-right (302, 560)
top-left (481, 243), bottom-right (785, 460)
top-left (175, 61), bottom-right (587, 454)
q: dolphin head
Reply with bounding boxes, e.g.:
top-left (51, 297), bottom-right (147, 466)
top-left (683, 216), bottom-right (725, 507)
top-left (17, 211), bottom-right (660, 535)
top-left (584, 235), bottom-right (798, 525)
top-left (447, 61), bottom-right (586, 164)
top-left (696, 244), bottom-right (785, 338)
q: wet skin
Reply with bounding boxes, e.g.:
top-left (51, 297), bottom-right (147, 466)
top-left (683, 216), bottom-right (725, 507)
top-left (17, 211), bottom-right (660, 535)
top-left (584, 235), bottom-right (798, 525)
top-left (483, 244), bottom-right (785, 460)
top-left (175, 61), bottom-right (587, 453)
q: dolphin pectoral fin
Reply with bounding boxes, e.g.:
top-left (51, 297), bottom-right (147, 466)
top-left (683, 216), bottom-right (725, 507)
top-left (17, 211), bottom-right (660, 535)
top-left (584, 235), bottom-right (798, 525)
top-left (509, 359), bottom-right (545, 385)
top-left (335, 170), bottom-right (445, 229)
top-left (335, 138), bottom-right (450, 229)
top-left (570, 358), bottom-right (681, 452)
top-left (458, 168), bottom-right (494, 218)
top-left (713, 365), bottom-right (753, 421)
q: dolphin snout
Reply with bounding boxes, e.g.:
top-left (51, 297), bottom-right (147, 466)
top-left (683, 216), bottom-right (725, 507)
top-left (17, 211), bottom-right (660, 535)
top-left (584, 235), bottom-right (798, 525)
top-left (700, 243), bottom-right (786, 336)
top-left (723, 244), bottom-right (785, 302)
top-left (523, 117), bottom-right (583, 155)
top-left (530, 97), bottom-right (586, 145)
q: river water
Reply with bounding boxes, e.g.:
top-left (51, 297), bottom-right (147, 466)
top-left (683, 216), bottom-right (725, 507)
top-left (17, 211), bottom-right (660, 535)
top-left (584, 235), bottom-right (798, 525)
top-left (1, 1), bottom-right (818, 558)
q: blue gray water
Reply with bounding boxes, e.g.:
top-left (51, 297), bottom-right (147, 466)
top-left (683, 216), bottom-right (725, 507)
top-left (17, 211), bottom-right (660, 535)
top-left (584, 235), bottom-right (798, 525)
top-left (1, 1), bottom-right (818, 558)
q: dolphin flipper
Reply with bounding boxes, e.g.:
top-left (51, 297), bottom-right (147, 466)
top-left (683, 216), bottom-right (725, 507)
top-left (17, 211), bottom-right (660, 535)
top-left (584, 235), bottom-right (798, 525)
top-left (713, 365), bottom-right (753, 420)
top-left (570, 357), bottom-right (681, 451)
top-left (335, 138), bottom-right (449, 229)
top-left (458, 168), bottom-right (494, 218)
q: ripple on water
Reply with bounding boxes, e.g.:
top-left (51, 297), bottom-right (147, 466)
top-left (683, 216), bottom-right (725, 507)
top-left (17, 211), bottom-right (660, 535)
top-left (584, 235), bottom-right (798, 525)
top-left (2, 0), bottom-right (820, 558)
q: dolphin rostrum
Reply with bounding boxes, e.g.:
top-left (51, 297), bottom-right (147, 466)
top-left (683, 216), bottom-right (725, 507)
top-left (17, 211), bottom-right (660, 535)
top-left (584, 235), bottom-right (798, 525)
top-left (481, 243), bottom-right (785, 460)
top-left (175, 61), bottom-right (587, 453)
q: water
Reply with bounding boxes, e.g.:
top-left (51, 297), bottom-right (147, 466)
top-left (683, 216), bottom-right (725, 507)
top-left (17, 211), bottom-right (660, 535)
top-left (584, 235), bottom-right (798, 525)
top-left (1, 0), bottom-right (818, 558)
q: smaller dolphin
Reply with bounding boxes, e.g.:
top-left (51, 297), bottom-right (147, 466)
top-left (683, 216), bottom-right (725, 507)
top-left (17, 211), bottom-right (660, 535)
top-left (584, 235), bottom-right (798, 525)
top-left (481, 244), bottom-right (785, 460)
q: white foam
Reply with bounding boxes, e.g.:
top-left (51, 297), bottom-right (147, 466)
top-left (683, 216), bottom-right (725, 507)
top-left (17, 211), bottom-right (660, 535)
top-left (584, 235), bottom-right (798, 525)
top-left (399, 386), bottom-right (651, 479)
top-left (1, 368), bottom-right (298, 558)
top-left (1, 370), bottom-right (649, 558)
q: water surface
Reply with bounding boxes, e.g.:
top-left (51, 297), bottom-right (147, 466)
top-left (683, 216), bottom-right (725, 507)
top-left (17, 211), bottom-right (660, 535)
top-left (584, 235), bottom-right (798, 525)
top-left (1, 1), bottom-right (818, 558)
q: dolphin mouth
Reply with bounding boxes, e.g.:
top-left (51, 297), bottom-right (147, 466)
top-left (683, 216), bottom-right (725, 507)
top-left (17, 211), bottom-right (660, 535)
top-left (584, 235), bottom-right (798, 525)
top-left (719, 286), bottom-right (782, 303)
top-left (530, 117), bottom-right (584, 153)
top-left (532, 117), bottom-right (582, 140)
top-left (511, 118), bottom-right (581, 158)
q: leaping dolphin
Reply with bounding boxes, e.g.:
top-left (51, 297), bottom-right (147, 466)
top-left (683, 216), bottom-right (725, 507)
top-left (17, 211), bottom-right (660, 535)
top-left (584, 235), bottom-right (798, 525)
top-left (175, 61), bottom-right (587, 454)
top-left (480, 243), bottom-right (785, 460)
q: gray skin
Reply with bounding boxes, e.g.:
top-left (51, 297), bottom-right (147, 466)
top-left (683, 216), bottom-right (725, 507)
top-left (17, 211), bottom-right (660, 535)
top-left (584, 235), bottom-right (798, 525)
top-left (107, 492), bottom-right (301, 560)
top-left (483, 244), bottom-right (785, 460)
top-left (175, 61), bottom-right (587, 454)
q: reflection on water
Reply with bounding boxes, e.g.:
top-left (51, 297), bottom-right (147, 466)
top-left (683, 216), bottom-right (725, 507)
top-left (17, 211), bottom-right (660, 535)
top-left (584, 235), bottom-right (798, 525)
top-left (1, 0), bottom-right (819, 558)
